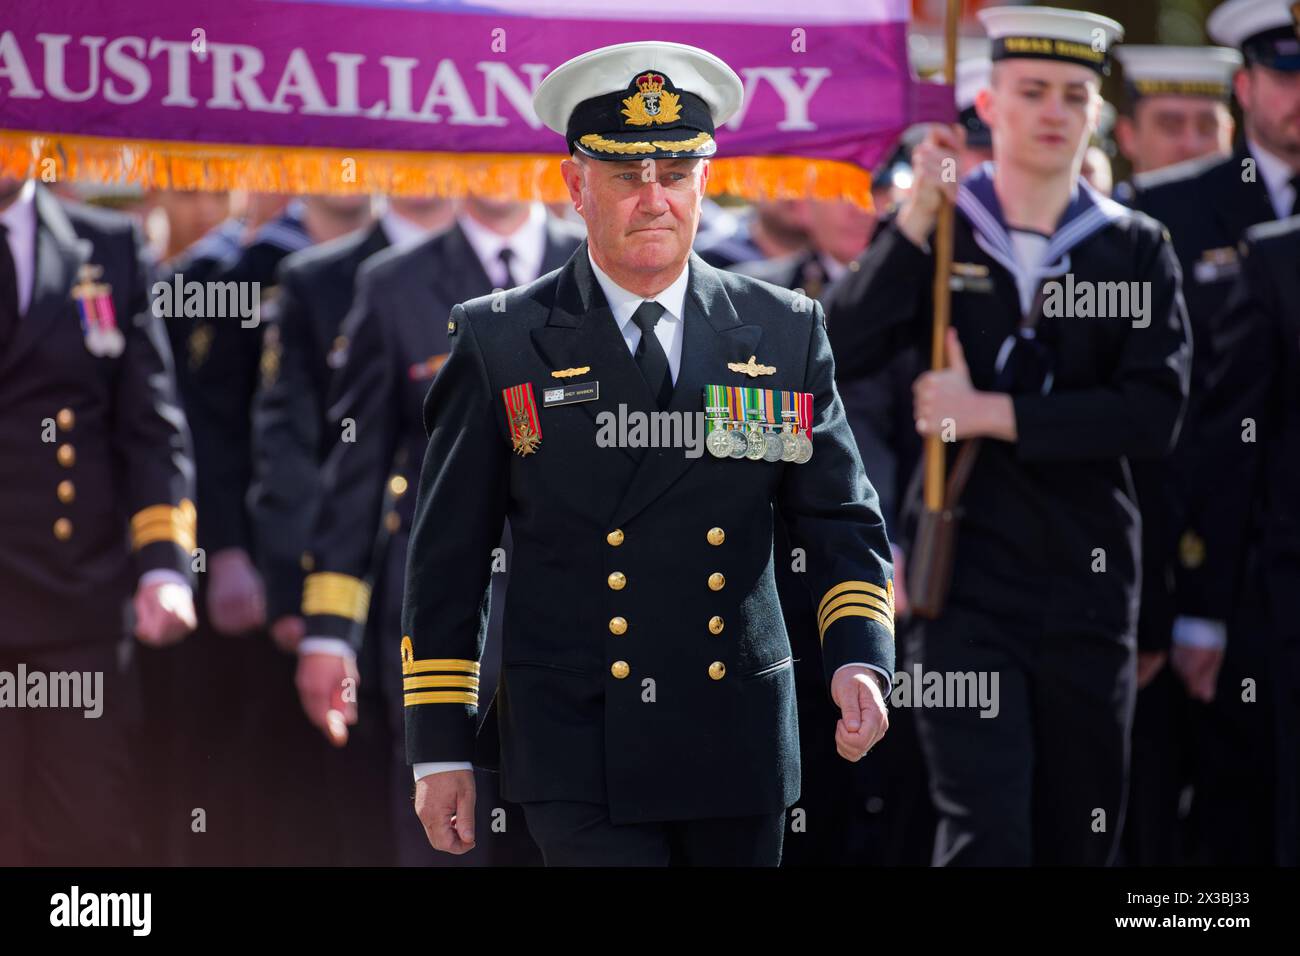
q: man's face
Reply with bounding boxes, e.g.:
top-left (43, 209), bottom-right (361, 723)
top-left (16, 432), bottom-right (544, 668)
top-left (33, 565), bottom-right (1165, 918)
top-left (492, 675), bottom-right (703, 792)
top-left (1237, 64), bottom-right (1300, 162)
top-left (978, 60), bottom-right (1101, 176)
top-left (807, 199), bottom-right (877, 265)
top-left (561, 154), bottom-right (707, 276)
top-left (1118, 97), bottom-right (1234, 173)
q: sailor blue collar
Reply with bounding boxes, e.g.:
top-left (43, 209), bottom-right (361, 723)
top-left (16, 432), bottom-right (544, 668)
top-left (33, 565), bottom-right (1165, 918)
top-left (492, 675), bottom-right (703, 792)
top-left (956, 162), bottom-right (1129, 316)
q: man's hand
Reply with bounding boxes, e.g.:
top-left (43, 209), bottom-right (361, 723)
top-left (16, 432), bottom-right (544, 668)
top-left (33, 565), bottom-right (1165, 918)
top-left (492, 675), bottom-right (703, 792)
top-left (830, 666), bottom-right (889, 762)
top-left (133, 579), bottom-right (198, 647)
top-left (1171, 645), bottom-right (1224, 703)
top-left (295, 652), bottom-right (359, 746)
top-left (414, 770), bottom-right (477, 854)
top-left (206, 547), bottom-right (267, 636)
top-left (270, 615), bottom-right (307, 653)
top-left (913, 329), bottom-right (1017, 442)
top-left (1136, 650), bottom-right (1167, 689)
top-left (896, 124), bottom-right (963, 248)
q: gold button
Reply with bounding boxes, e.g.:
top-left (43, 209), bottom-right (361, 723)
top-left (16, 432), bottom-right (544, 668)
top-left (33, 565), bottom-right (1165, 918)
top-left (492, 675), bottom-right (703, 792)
top-left (608, 616), bottom-right (627, 635)
top-left (56, 408), bottom-right (75, 431)
top-left (611, 660), bottom-right (630, 679)
top-left (708, 661), bottom-right (726, 681)
top-left (300, 551), bottom-right (315, 572)
top-left (606, 529), bottom-right (624, 547)
top-left (57, 444), bottom-right (75, 467)
top-left (389, 475), bottom-right (408, 497)
top-left (384, 511), bottom-right (401, 533)
top-left (56, 480), bottom-right (75, 504)
top-left (708, 615), bottom-right (724, 635)
top-left (53, 518), bottom-right (73, 540)
top-left (707, 527), bottom-right (725, 546)
top-left (707, 572), bottom-right (725, 591)
top-left (607, 571), bottom-right (626, 591)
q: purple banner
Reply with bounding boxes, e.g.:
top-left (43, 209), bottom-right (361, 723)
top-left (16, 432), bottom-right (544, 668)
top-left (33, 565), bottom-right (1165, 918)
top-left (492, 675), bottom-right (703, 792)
top-left (0, 0), bottom-right (950, 175)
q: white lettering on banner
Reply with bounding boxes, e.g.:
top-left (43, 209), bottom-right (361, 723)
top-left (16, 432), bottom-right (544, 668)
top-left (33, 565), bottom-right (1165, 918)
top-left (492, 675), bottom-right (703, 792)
top-left (0, 29), bottom-right (832, 130)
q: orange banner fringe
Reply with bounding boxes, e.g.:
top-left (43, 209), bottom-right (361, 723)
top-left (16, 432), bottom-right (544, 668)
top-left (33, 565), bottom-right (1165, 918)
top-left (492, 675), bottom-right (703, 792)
top-left (0, 129), bottom-right (873, 209)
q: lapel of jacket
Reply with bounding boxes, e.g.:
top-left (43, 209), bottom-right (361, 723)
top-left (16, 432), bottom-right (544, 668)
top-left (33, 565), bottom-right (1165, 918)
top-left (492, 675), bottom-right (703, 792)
top-left (2, 187), bottom-right (89, 375)
top-left (1217, 143), bottom-right (1280, 241)
top-left (530, 242), bottom-right (650, 465)
top-left (428, 221), bottom-right (494, 310)
top-left (607, 253), bottom-right (762, 529)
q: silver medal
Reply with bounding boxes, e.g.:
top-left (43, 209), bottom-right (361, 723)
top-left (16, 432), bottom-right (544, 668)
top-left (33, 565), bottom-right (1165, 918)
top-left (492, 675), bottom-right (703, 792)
top-left (794, 433), bottom-right (813, 464)
top-left (727, 428), bottom-right (748, 459)
top-left (762, 430), bottom-right (784, 462)
top-left (706, 427), bottom-right (732, 459)
top-left (744, 427), bottom-right (766, 460)
top-left (780, 431), bottom-right (799, 462)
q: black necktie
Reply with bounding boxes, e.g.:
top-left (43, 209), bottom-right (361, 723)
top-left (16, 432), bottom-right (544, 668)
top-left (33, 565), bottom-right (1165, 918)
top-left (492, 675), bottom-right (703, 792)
top-left (498, 247), bottom-right (518, 288)
top-left (0, 224), bottom-right (19, 355)
top-left (631, 300), bottom-right (672, 409)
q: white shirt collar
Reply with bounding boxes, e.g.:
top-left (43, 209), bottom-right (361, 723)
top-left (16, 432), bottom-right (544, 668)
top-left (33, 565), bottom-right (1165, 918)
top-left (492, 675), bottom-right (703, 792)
top-left (587, 247), bottom-right (690, 334)
top-left (380, 208), bottom-right (435, 250)
top-left (1, 180), bottom-right (37, 315)
top-left (1247, 137), bottom-right (1299, 219)
top-left (456, 202), bottom-right (548, 288)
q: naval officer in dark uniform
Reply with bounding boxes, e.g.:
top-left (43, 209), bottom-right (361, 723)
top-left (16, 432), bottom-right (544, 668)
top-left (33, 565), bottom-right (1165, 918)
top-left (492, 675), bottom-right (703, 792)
top-left (401, 41), bottom-right (896, 866)
top-left (1131, 0), bottom-right (1300, 864)
top-left (1190, 211), bottom-right (1300, 865)
top-left (828, 6), bottom-right (1191, 866)
top-left (0, 178), bottom-right (198, 865)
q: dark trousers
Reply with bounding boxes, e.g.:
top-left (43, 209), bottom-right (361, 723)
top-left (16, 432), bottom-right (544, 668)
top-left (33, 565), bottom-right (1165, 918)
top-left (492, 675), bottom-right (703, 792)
top-left (521, 801), bottom-right (785, 866)
top-left (1122, 666), bottom-right (1193, 865)
top-left (0, 638), bottom-right (139, 866)
top-left (912, 606), bottom-right (1135, 866)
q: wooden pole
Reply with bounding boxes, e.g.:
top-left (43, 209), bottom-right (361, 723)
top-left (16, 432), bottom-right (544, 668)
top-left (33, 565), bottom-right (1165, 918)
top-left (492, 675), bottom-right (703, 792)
top-left (923, 0), bottom-right (961, 513)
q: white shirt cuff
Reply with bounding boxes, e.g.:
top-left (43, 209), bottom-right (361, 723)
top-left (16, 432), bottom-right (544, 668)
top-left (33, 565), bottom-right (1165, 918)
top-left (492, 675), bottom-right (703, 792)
top-left (298, 637), bottom-right (357, 659)
top-left (139, 569), bottom-right (190, 591)
top-left (414, 761), bottom-right (473, 781)
top-left (834, 662), bottom-right (894, 697)
top-left (1172, 617), bottom-right (1227, 651)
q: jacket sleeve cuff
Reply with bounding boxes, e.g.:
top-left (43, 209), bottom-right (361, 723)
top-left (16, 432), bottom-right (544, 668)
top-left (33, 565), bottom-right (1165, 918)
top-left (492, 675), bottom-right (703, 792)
top-left (413, 761), bottom-right (474, 781)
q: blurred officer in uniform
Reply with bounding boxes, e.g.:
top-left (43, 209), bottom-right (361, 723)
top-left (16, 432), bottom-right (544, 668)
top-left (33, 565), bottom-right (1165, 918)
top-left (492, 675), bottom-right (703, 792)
top-left (828, 6), bottom-right (1191, 866)
top-left (247, 195), bottom-right (452, 865)
top-left (1190, 211), bottom-right (1300, 865)
top-left (1133, 0), bottom-right (1300, 864)
top-left (1107, 42), bottom-right (1241, 865)
top-left (1113, 45), bottom-right (1241, 202)
top-left (402, 41), bottom-right (895, 867)
top-left (0, 178), bottom-right (197, 864)
top-left (295, 196), bottom-right (581, 865)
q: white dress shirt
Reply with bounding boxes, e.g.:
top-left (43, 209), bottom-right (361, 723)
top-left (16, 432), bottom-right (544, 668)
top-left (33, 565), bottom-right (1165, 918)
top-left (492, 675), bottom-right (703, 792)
top-left (457, 202), bottom-right (548, 289)
top-left (1247, 137), bottom-right (1299, 220)
top-left (380, 208), bottom-right (436, 251)
top-left (587, 248), bottom-right (688, 383)
top-left (1, 179), bottom-right (37, 315)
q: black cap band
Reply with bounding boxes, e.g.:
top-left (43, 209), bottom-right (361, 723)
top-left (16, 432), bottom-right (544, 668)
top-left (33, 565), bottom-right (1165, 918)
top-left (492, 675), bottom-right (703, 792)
top-left (1241, 25), bottom-right (1300, 72)
top-left (992, 35), bottom-right (1112, 75)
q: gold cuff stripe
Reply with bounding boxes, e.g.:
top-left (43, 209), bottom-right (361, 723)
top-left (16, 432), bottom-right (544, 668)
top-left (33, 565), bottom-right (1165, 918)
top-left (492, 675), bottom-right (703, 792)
top-left (578, 131), bottom-right (714, 155)
top-left (403, 675), bottom-right (480, 691)
top-left (820, 606), bottom-right (895, 642)
top-left (402, 657), bottom-right (481, 677)
top-left (819, 592), bottom-right (892, 632)
top-left (817, 580), bottom-right (892, 620)
top-left (403, 691), bottom-right (478, 707)
top-left (302, 572), bottom-right (371, 623)
top-left (129, 500), bottom-right (197, 552)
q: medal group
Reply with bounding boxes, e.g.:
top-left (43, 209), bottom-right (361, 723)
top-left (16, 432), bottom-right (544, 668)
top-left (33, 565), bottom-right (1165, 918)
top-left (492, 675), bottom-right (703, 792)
top-left (704, 384), bottom-right (813, 463)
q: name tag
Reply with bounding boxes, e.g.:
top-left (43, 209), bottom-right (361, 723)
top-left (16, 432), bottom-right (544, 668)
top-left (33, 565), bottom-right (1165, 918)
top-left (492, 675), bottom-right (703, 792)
top-left (950, 275), bottom-right (995, 294)
top-left (542, 380), bottom-right (599, 406)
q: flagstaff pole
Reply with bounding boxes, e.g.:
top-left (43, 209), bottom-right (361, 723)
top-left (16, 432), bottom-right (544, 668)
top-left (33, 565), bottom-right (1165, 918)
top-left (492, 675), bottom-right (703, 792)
top-left (924, 0), bottom-right (960, 512)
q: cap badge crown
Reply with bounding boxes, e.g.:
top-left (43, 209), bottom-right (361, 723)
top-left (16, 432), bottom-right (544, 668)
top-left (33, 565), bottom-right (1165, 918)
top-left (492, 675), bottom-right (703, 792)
top-left (623, 72), bottom-right (681, 126)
